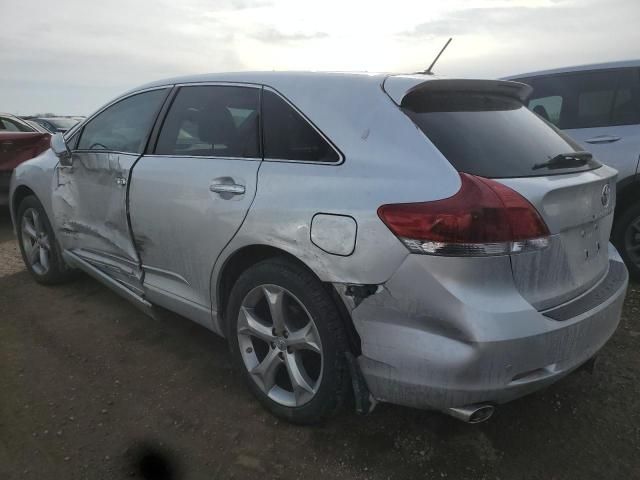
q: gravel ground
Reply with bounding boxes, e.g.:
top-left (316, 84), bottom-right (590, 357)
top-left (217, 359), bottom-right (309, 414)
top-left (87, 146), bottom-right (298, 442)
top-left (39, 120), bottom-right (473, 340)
top-left (1, 207), bottom-right (639, 480)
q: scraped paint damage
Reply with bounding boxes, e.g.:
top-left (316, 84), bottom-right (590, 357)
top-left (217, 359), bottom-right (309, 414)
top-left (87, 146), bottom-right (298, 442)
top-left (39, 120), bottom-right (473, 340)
top-left (52, 153), bottom-right (140, 263)
top-left (335, 253), bottom-right (627, 411)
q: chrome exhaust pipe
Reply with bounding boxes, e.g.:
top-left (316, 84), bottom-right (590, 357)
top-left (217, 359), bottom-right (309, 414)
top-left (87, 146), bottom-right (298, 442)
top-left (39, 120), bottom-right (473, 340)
top-left (446, 404), bottom-right (495, 423)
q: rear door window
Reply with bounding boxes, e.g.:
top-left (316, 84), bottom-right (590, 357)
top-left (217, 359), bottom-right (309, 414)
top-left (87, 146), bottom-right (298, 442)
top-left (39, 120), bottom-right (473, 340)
top-left (402, 90), bottom-right (600, 178)
top-left (262, 90), bottom-right (339, 162)
top-left (521, 68), bottom-right (640, 129)
top-left (155, 85), bottom-right (260, 158)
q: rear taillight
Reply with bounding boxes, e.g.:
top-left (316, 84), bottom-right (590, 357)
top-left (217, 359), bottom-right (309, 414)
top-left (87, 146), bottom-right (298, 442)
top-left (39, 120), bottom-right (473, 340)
top-left (377, 173), bottom-right (550, 256)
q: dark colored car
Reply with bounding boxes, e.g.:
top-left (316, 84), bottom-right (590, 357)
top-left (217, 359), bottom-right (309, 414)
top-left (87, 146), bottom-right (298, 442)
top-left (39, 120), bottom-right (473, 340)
top-left (0, 113), bottom-right (50, 205)
top-left (30, 117), bottom-right (79, 133)
top-left (25, 120), bottom-right (50, 133)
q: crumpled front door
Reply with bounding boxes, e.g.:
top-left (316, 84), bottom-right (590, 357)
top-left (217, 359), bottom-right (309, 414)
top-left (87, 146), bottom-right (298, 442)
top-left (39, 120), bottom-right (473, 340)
top-left (53, 150), bottom-right (142, 291)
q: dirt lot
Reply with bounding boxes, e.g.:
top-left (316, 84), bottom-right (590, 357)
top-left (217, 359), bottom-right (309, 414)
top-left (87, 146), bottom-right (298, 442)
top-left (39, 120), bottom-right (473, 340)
top-left (1, 207), bottom-right (639, 480)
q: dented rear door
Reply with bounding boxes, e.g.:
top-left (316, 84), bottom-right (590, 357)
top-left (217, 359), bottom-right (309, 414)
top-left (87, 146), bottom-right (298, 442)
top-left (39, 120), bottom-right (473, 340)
top-left (128, 84), bottom-right (262, 314)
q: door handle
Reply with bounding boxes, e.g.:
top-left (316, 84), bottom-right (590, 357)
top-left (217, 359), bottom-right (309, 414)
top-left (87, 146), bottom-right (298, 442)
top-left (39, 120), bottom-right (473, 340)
top-left (209, 183), bottom-right (245, 195)
top-left (585, 135), bottom-right (621, 144)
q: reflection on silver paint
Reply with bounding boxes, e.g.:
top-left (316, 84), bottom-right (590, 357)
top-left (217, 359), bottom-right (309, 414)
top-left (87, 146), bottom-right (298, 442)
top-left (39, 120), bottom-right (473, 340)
top-left (310, 214), bottom-right (357, 256)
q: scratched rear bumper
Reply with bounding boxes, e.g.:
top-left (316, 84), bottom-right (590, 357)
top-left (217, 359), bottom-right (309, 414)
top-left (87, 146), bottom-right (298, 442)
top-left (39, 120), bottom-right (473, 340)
top-left (343, 245), bottom-right (628, 410)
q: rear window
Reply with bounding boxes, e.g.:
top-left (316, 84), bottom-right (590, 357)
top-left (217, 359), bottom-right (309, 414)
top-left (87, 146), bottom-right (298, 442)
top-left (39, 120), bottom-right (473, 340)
top-left (402, 91), bottom-right (601, 178)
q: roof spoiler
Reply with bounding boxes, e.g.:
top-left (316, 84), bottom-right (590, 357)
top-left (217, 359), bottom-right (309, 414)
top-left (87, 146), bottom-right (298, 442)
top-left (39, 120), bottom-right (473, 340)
top-left (383, 77), bottom-right (533, 106)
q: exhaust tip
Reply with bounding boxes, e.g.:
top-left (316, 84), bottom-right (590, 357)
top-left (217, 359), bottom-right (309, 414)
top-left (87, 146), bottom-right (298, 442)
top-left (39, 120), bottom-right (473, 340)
top-left (468, 405), bottom-right (495, 423)
top-left (446, 404), bottom-right (495, 423)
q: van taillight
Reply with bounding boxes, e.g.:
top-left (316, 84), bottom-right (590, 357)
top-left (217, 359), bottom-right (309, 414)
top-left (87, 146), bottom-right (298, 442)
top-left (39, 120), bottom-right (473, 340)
top-left (377, 173), bottom-right (550, 256)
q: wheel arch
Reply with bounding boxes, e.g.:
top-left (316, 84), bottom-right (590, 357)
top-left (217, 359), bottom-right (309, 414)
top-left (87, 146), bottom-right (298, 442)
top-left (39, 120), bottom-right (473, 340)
top-left (214, 244), bottom-right (361, 354)
top-left (11, 184), bottom-right (38, 224)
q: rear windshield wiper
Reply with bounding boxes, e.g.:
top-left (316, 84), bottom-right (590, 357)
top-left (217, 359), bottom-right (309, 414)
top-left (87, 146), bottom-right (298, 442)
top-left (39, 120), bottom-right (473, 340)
top-left (532, 151), bottom-right (593, 171)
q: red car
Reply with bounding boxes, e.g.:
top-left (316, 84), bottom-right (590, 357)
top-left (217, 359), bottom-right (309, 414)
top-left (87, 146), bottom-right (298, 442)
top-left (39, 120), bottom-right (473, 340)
top-left (0, 113), bottom-right (50, 205)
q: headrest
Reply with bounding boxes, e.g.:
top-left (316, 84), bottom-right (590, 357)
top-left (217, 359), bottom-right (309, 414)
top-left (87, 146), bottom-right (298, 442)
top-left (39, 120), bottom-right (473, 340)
top-left (197, 100), bottom-right (238, 149)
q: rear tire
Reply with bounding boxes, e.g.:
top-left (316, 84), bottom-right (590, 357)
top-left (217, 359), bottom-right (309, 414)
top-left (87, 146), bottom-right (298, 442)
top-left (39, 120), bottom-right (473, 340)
top-left (226, 257), bottom-right (350, 424)
top-left (613, 201), bottom-right (640, 281)
top-left (16, 195), bottom-right (71, 285)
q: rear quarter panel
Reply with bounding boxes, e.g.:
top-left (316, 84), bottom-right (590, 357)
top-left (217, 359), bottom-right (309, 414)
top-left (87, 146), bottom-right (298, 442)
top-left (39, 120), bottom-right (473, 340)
top-left (210, 76), bottom-right (462, 319)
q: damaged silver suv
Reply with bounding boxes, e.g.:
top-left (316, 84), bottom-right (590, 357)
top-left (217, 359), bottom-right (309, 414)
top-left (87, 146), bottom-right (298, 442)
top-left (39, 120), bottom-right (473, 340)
top-left (10, 72), bottom-right (628, 424)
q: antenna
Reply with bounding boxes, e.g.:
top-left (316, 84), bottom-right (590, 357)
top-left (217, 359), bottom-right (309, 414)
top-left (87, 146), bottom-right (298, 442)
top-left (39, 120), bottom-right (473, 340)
top-left (424, 37), bottom-right (452, 74)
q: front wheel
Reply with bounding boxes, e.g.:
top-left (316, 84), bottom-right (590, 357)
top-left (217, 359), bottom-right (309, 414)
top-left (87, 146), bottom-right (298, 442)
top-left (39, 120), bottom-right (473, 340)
top-left (226, 258), bottom-right (350, 424)
top-left (16, 195), bottom-right (71, 285)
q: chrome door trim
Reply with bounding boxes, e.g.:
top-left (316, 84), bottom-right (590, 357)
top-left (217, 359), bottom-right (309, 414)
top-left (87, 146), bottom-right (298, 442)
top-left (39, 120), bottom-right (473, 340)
top-left (174, 81), bottom-right (263, 89)
top-left (142, 264), bottom-right (191, 286)
top-left (143, 154), bottom-right (262, 161)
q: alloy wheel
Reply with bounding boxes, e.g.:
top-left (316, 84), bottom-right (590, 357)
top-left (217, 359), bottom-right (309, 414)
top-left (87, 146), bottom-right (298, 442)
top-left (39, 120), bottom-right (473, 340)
top-left (20, 207), bottom-right (51, 275)
top-left (237, 284), bottom-right (323, 407)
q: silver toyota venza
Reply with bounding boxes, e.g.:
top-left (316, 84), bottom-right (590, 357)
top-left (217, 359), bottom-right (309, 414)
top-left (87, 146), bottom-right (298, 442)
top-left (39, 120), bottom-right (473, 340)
top-left (10, 72), bottom-right (628, 424)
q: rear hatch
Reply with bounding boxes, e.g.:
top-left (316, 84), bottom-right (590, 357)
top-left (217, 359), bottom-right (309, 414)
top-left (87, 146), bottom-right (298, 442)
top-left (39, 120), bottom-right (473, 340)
top-left (389, 77), bottom-right (616, 310)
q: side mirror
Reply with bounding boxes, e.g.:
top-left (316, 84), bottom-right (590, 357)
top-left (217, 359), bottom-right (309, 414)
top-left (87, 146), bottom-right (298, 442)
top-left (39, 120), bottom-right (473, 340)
top-left (51, 133), bottom-right (72, 166)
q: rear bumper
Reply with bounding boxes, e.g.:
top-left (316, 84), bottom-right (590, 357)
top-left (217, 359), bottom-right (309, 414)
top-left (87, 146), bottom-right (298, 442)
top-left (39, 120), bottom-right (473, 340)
top-left (344, 245), bottom-right (628, 410)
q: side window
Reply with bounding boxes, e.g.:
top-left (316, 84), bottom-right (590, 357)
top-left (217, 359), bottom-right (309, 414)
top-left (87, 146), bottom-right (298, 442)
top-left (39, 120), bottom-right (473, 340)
top-left (611, 69), bottom-right (640, 125)
top-left (155, 85), bottom-right (260, 158)
top-left (78, 89), bottom-right (167, 153)
top-left (262, 90), bottom-right (339, 162)
top-left (570, 71), bottom-right (621, 128)
top-left (528, 96), bottom-right (562, 125)
top-left (524, 68), bottom-right (640, 129)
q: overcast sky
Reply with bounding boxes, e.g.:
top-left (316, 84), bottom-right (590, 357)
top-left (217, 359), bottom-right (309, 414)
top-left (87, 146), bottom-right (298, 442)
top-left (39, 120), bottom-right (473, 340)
top-left (1, 0), bottom-right (638, 115)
